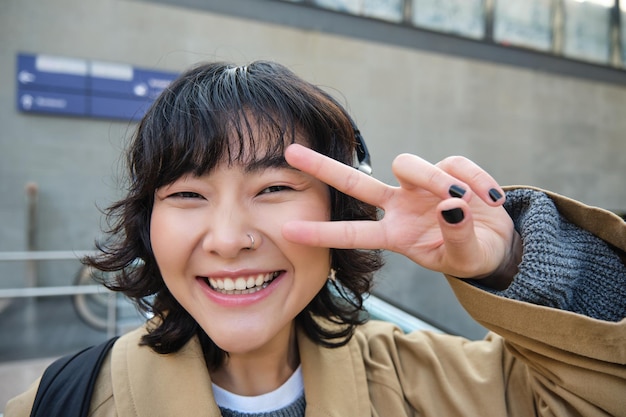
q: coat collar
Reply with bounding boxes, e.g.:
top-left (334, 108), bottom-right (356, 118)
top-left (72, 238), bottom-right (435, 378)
top-left (111, 325), bottom-right (371, 416)
top-left (297, 327), bottom-right (371, 416)
top-left (111, 327), bottom-right (222, 416)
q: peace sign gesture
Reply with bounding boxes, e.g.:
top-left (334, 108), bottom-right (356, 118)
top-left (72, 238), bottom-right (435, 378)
top-left (282, 144), bottom-right (521, 287)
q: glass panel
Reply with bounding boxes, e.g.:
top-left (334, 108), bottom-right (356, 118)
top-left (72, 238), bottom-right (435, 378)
top-left (411, 0), bottom-right (485, 39)
top-left (314, 0), bottom-right (361, 14)
top-left (314, 0), bottom-right (403, 22)
top-left (362, 0), bottom-right (404, 22)
top-left (493, 0), bottom-right (554, 51)
top-left (562, 0), bottom-right (614, 64)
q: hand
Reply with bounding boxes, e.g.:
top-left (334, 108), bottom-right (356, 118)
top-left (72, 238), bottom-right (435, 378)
top-left (283, 144), bottom-right (520, 285)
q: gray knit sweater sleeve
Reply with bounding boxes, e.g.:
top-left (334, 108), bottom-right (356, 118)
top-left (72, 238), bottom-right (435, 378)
top-left (476, 188), bottom-right (626, 322)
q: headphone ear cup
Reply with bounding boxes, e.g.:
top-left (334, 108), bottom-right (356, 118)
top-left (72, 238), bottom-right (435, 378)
top-left (353, 128), bottom-right (372, 175)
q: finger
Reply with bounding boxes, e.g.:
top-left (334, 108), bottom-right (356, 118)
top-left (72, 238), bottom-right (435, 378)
top-left (437, 198), bottom-right (505, 278)
top-left (436, 199), bottom-right (488, 278)
top-left (285, 144), bottom-right (394, 208)
top-left (282, 219), bottom-right (388, 250)
top-left (391, 153), bottom-right (474, 202)
top-left (437, 156), bottom-right (505, 206)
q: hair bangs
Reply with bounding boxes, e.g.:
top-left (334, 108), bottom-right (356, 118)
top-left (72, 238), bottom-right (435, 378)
top-left (135, 63), bottom-right (313, 189)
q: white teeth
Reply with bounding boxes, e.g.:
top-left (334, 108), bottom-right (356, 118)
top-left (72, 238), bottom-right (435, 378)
top-left (206, 272), bottom-right (279, 295)
top-left (235, 277), bottom-right (247, 290)
top-left (246, 277), bottom-right (256, 288)
top-left (255, 274), bottom-right (264, 287)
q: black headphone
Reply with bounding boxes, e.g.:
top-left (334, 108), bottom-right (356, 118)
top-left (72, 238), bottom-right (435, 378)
top-left (353, 128), bottom-right (372, 175)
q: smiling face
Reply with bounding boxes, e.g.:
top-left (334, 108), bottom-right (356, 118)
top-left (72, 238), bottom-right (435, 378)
top-left (150, 143), bottom-right (331, 357)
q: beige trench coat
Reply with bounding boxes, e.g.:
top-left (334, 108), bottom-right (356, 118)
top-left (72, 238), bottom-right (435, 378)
top-left (6, 188), bottom-right (626, 416)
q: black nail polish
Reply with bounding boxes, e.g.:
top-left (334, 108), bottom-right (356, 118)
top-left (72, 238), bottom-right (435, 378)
top-left (448, 185), bottom-right (466, 198)
top-left (488, 188), bottom-right (503, 202)
top-left (442, 208), bottom-right (464, 224)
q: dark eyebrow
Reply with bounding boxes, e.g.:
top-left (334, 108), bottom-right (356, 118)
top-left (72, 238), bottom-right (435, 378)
top-left (244, 155), bottom-right (294, 173)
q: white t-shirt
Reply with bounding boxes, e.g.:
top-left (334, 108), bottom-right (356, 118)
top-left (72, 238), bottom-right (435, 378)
top-left (211, 365), bottom-right (304, 414)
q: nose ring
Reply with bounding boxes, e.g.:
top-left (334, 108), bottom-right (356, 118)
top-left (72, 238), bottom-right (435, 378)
top-left (247, 233), bottom-right (256, 250)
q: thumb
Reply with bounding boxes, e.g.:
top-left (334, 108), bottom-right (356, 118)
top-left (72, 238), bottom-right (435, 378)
top-left (437, 199), bottom-right (487, 278)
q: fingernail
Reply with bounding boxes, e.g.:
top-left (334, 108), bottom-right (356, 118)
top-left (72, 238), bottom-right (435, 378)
top-left (442, 208), bottom-right (464, 224)
top-left (448, 185), bottom-right (466, 198)
top-left (488, 188), bottom-right (503, 202)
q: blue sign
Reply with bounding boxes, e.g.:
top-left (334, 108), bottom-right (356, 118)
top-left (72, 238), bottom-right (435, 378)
top-left (17, 54), bottom-right (88, 92)
top-left (17, 90), bottom-right (87, 116)
top-left (16, 53), bottom-right (179, 122)
top-left (89, 61), bottom-right (177, 100)
top-left (91, 96), bottom-right (152, 121)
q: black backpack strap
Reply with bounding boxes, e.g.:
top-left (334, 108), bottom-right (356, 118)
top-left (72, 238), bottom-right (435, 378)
top-left (30, 336), bottom-right (119, 417)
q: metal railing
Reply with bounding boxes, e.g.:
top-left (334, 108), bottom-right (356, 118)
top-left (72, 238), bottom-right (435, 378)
top-left (0, 250), bottom-right (120, 338)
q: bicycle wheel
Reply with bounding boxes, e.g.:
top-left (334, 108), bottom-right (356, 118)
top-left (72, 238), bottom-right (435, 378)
top-left (72, 264), bottom-right (111, 330)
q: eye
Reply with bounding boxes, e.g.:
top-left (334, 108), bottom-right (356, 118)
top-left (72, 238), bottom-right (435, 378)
top-left (169, 191), bottom-right (203, 199)
top-left (259, 185), bottom-right (292, 195)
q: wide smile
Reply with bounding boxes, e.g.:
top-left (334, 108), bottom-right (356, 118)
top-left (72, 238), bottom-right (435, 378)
top-left (200, 271), bottom-right (282, 295)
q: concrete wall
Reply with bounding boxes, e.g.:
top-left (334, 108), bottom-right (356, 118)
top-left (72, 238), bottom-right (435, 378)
top-left (1, 0), bottom-right (625, 338)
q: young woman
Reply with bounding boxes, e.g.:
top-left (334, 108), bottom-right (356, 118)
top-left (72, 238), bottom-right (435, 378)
top-left (6, 61), bottom-right (625, 417)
